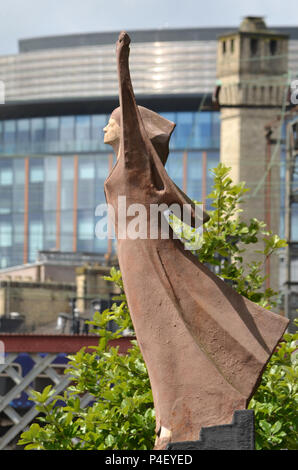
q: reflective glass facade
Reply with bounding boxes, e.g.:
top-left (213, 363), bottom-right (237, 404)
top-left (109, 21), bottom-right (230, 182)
top-left (0, 112), bottom-right (220, 155)
top-left (0, 111), bottom-right (220, 268)
top-left (1, 28), bottom-right (297, 102)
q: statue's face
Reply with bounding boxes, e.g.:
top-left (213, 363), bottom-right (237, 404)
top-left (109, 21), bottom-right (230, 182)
top-left (103, 118), bottom-right (120, 145)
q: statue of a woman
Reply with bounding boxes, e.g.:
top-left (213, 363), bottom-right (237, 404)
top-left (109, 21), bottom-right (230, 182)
top-left (103, 31), bottom-right (289, 449)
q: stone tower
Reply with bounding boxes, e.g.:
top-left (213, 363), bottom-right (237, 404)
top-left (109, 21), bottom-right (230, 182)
top-left (217, 16), bottom-right (289, 294)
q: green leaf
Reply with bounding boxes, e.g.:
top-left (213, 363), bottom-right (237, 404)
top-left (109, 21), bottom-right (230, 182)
top-left (259, 420), bottom-right (271, 435)
top-left (40, 385), bottom-right (53, 403)
top-left (30, 423), bottom-right (41, 438)
top-left (65, 412), bottom-right (73, 426)
top-left (24, 443), bottom-right (44, 450)
top-left (105, 434), bottom-right (115, 447)
top-left (271, 421), bottom-right (282, 435)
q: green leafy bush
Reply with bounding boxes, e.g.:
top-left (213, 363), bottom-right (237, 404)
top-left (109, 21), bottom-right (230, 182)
top-left (249, 323), bottom-right (298, 450)
top-left (19, 164), bottom-right (297, 450)
top-left (19, 274), bottom-right (155, 450)
top-left (174, 163), bottom-right (286, 308)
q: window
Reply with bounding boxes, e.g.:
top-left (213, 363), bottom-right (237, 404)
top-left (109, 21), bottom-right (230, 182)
top-left (0, 160), bottom-right (13, 217)
top-left (187, 152), bottom-right (202, 201)
top-left (91, 115), bottom-right (107, 151)
top-left (77, 210), bottom-right (94, 252)
top-left (44, 156), bottom-right (57, 182)
top-left (0, 189), bottom-right (12, 214)
top-left (79, 158), bottom-right (95, 179)
top-left (252, 86), bottom-right (257, 102)
top-left (45, 117), bottom-right (59, 153)
top-left (17, 119), bottom-right (30, 154)
top-left (30, 159), bottom-right (44, 183)
top-left (0, 166), bottom-right (13, 185)
top-left (96, 154), bottom-right (110, 203)
top-left (250, 38), bottom-right (258, 56)
top-left (44, 157), bottom-right (57, 211)
top-left (61, 157), bottom-right (74, 210)
top-left (270, 39), bottom-right (277, 56)
top-left (0, 220), bottom-right (12, 247)
top-left (194, 112), bottom-right (212, 149)
top-left (96, 154), bottom-right (110, 179)
top-left (76, 115), bottom-right (91, 152)
top-left (29, 160), bottom-right (44, 214)
top-left (13, 158), bottom-right (25, 185)
top-left (78, 156), bottom-right (95, 209)
top-left (29, 217), bottom-right (43, 262)
top-left (0, 255), bottom-right (9, 268)
top-left (60, 210), bottom-right (73, 251)
top-left (0, 121), bottom-right (3, 152)
top-left (61, 156), bottom-right (74, 180)
top-left (94, 236), bottom-right (108, 254)
top-left (175, 113), bottom-right (193, 149)
top-left (211, 112), bottom-right (220, 149)
top-left (230, 39), bottom-right (234, 53)
top-left (3, 120), bottom-right (16, 154)
top-left (44, 210), bottom-right (56, 250)
top-left (13, 159), bottom-right (25, 213)
top-left (269, 86), bottom-right (273, 101)
top-left (31, 118), bottom-right (45, 153)
top-left (161, 112), bottom-right (176, 148)
top-left (60, 116), bottom-right (75, 152)
top-left (78, 211), bottom-right (93, 241)
top-left (13, 213), bottom-right (24, 244)
top-left (165, 151), bottom-right (183, 189)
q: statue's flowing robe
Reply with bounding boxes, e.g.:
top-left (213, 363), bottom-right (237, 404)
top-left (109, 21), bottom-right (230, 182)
top-left (104, 32), bottom-right (289, 449)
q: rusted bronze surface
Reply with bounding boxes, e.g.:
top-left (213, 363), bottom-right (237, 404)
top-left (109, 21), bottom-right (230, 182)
top-left (103, 31), bottom-right (289, 449)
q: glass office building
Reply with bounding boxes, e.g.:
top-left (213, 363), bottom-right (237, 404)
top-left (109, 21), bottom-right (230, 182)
top-left (0, 26), bottom-right (297, 269)
top-left (0, 111), bottom-right (220, 267)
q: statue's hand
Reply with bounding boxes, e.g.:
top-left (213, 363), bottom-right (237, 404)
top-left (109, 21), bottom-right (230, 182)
top-left (117, 31), bottom-right (131, 48)
top-left (117, 31), bottom-right (131, 76)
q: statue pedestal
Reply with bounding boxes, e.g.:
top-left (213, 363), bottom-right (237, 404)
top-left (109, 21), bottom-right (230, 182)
top-left (166, 410), bottom-right (255, 450)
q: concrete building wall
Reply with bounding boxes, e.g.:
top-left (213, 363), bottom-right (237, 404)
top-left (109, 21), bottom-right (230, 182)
top-left (220, 106), bottom-right (281, 291)
top-left (76, 265), bottom-right (120, 314)
top-left (0, 253), bottom-right (110, 285)
top-left (0, 253), bottom-right (119, 332)
top-left (0, 263), bottom-right (78, 283)
top-left (217, 17), bottom-right (288, 294)
top-left (0, 281), bottom-right (75, 331)
top-left (0, 265), bottom-right (41, 282)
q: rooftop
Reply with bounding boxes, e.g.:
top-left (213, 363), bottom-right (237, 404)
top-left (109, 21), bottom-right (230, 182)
top-left (18, 25), bottom-right (298, 53)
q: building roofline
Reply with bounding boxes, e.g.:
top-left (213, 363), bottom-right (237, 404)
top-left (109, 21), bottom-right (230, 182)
top-left (0, 262), bottom-right (38, 273)
top-left (18, 26), bottom-right (298, 53)
top-left (0, 93), bottom-right (215, 120)
top-left (0, 251), bottom-right (109, 274)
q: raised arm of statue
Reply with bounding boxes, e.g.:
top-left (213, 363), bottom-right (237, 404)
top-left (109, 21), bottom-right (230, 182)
top-left (116, 31), bottom-right (150, 170)
top-left (116, 31), bottom-right (209, 227)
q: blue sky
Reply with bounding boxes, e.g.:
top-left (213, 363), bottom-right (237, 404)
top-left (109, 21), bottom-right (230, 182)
top-left (0, 0), bottom-right (297, 55)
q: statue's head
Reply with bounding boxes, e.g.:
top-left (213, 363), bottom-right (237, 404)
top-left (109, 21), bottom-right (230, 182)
top-left (103, 106), bottom-right (175, 165)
